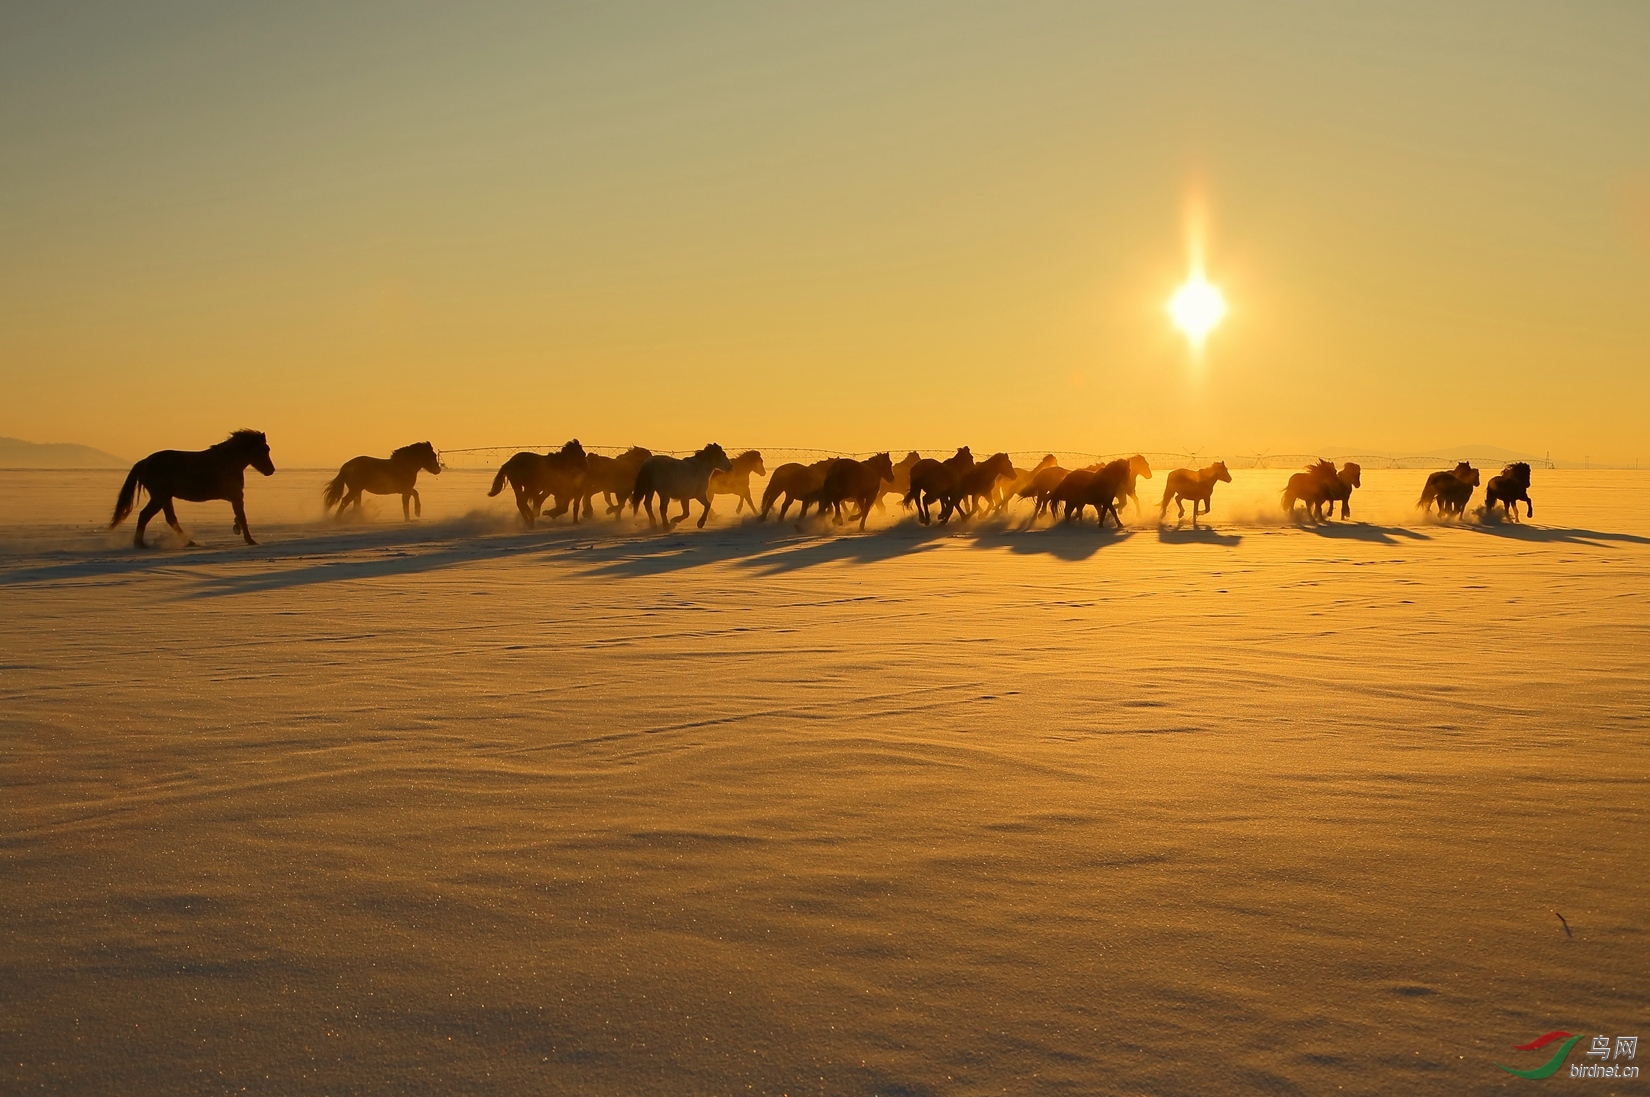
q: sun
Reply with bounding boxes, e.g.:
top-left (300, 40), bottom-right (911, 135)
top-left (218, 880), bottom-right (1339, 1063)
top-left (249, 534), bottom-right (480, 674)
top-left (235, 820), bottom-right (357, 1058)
top-left (1168, 272), bottom-right (1226, 348)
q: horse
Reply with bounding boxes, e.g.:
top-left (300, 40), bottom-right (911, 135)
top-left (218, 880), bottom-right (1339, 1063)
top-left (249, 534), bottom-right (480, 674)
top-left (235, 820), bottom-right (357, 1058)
top-left (1058, 455), bottom-right (1151, 528)
top-left (1417, 462), bottom-right (1479, 518)
top-left (488, 440), bottom-right (588, 526)
top-left (903, 448), bottom-right (974, 525)
top-left (1019, 464), bottom-right (1079, 522)
top-left (1483, 462), bottom-right (1533, 520)
top-left (1000, 455), bottom-right (1058, 513)
top-left (872, 451), bottom-right (924, 512)
top-left (110, 429), bottom-right (276, 548)
top-left (706, 450), bottom-right (766, 516)
top-left (1283, 459), bottom-right (1340, 521)
top-left (631, 443), bottom-right (733, 529)
top-left (576, 446), bottom-right (652, 519)
top-left (808, 453), bottom-right (895, 531)
top-left (321, 441), bottom-right (441, 521)
top-left (1319, 462), bottom-right (1361, 519)
top-left (761, 458), bottom-right (837, 520)
top-left (1159, 461), bottom-right (1231, 525)
top-left (955, 452), bottom-right (1016, 519)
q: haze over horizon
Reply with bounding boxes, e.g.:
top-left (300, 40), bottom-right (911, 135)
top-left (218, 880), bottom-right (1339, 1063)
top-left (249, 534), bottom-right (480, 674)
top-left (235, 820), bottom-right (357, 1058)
top-left (3, 2), bottom-right (1647, 467)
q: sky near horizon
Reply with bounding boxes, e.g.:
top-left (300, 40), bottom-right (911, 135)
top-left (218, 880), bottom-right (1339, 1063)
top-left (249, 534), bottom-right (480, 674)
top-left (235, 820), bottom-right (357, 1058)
top-left (2, 2), bottom-right (1648, 466)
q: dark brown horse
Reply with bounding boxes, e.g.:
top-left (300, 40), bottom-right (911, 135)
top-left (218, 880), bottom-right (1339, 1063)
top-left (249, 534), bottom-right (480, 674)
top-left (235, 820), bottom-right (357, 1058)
top-left (1484, 462), bottom-right (1533, 520)
top-left (576, 446), bottom-right (652, 519)
top-left (1283, 460), bottom-right (1339, 521)
top-left (761, 458), bottom-right (838, 520)
top-left (956, 452), bottom-right (1016, 519)
top-left (809, 452), bottom-right (895, 531)
top-left (1417, 462), bottom-right (1478, 518)
top-left (903, 447), bottom-right (975, 525)
top-left (706, 450), bottom-right (766, 516)
top-left (1001, 455), bottom-right (1058, 513)
top-left (488, 440), bottom-right (588, 526)
top-left (322, 441), bottom-right (441, 521)
top-left (631, 443), bottom-right (733, 529)
top-left (1159, 461), bottom-right (1231, 525)
top-left (1019, 463), bottom-right (1082, 522)
top-left (110, 429), bottom-right (276, 547)
top-left (1057, 455), bottom-right (1151, 528)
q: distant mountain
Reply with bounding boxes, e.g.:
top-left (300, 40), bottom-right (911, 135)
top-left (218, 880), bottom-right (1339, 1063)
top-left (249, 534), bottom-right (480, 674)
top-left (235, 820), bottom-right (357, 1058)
top-left (0, 436), bottom-right (128, 469)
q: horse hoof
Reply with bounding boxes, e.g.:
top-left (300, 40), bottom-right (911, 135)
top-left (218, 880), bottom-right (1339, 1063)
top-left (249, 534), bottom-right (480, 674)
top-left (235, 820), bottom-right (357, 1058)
top-left (185, 540), bottom-right (199, 548)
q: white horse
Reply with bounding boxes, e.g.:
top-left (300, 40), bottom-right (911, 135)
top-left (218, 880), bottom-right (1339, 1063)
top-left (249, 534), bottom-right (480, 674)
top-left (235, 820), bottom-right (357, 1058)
top-left (630, 443), bottom-right (734, 528)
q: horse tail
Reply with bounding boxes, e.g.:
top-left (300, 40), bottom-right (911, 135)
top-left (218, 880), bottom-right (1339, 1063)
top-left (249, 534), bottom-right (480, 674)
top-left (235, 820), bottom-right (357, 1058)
top-left (321, 468), bottom-right (349, 510)
top-left (110, 462), bottom-right (144, 528)
top-left (1280, 483), bottom-right (1296, 512)
top-left (630, 465), bottom-right (653, 512)
top-left (487, 461), bottom-right (511, 498)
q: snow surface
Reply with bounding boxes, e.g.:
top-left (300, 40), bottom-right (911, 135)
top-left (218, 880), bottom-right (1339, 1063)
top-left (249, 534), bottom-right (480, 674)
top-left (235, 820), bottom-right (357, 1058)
top-left (3, 468), bottom-right (1647, 1095)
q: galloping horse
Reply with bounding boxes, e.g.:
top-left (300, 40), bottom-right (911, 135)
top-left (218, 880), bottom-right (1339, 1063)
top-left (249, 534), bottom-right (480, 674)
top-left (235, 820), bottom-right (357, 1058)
top-left (1159, 461), bottom-right (1231, 525)
top-left (1319, 462), bottom-right (1361, 519)
top-left (1001, 455), bottom-right (1058, 512)
top-left (1058, 455), bottom-right (1151, 528)
top-left (1484, 462), bottom-right (1533, 520)
top-left (809, 453), bottom-right (895, 531)
top-left (1283, 460), bottom-right (1340, 521)
top-left (576, 446), bottom-right (652, 519)
top-left (631, 443), bottom-right (733, 529)
top-left (761, 458), bottom-right (837, 521)
top-left (1417, 462), bottom-right (1478, 518)
top-left (322, 441), bottom-right (441, 521)
top-left (1020, 463), bottom-right (1078, 521)
top-left (955, 452), bottom-right (1016, 518)
top-left (873, 452), bottom-right (923, 512)
top-left (110, 429), bottom-right (276, 547)
top-left (488, 440), bottom-right (588, 526)
top-left (904, 447), bottom-right (975, 525)
top-left (706, 450), bottom-right (766, 516)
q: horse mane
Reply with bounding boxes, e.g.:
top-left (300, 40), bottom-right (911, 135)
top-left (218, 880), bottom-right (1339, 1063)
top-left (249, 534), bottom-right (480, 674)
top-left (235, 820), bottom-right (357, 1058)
top-left (733, 449), bottom-right (762, 465)
top-left (558, 438), bottom-right (585, 457)
top-left (211, 429), bottom-right (267, 453)
top-left (1503, 461), bottom-right (1530, 478)
top-left (390, 441), bottom-right (432, 461)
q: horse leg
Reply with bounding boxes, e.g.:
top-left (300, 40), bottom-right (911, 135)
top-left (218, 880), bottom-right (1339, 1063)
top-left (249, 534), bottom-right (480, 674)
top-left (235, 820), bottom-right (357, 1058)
top-left (696, 493), bottom-right (711, 529)
top-left (160, 500), bottom-right (196, 547)
top-left (231, 498), bottom-right (257, 545)
top-left (412, 488), bottom-right (422, 518)
top-left (402, 493), bottom-right (412, 521)
top-left (134, 498), bottom-right (165, 548)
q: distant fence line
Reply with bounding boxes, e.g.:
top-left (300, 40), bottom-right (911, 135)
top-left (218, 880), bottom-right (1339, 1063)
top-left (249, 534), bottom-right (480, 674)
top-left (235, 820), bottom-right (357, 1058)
top-left (435, 444), bottom-right (1560, 472)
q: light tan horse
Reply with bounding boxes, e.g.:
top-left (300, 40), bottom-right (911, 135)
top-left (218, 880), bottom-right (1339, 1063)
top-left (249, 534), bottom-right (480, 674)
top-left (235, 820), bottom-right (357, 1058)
top-left (322, 441), bottom-right (442, 521)
top-left (872, 451), bottom-right (923, 511)
top-left (631, 443), bottom-right (734, 529)
top-left (706, 450), bottom-right (766, 516)
top-left (1158, 461), bottom-right (1231, 526)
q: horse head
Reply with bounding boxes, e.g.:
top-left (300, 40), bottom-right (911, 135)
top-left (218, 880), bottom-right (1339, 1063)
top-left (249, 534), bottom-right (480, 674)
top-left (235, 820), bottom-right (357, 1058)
top-left (1340, 462), bottom-right (1362, 489)
top-left (1212, 460), bottom-right (1232, 483)
top-left (951, 446), bottom-right (973, 465)
top-left (869, 452), bottom-right (895, 483)
top-left (1461, 464), bottom-right (1480, 486)
top-left (231, 429), bottom-right (276, 476)
top-left (983, 452), bottom-right (1015, 481)
top-left (734, 450), bottom-right (765, 476)
top-left (1505, 462), bottom-right (1531, 485)
top-left (1035, 454), bottom-right (1058, 472)
top-left (394, 441), bottom-right (441, 474)
top-left (559, 439), bottom-right (588, 469)
top-left (699, 443), bottom-right (732, 473)
top-left (1129, 454), bottom-right (1153, 480)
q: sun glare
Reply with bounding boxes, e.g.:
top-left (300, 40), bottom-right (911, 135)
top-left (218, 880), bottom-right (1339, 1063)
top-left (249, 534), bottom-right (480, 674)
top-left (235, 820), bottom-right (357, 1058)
top-left (1168, 272), bottom-right (1226, 348)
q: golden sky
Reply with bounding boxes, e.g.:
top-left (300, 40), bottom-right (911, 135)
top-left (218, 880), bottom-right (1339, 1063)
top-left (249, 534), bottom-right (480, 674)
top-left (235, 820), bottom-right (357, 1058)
top-left (3, 3), bottom-right (1647, 465)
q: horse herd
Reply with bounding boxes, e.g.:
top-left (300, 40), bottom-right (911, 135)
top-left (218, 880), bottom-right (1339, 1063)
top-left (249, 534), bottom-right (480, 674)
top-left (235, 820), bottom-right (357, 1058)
top-left (104, 430), bottom-right (1537, 547)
